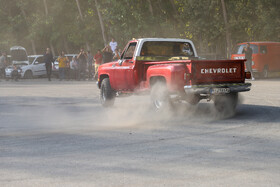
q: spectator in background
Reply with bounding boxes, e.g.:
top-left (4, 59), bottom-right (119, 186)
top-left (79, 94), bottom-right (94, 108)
top-left (113, 48), bottom-right (121, 60)
top-left (118, 48), bottom-right (122, 57)
top-left (109, 38), bottom-right (118, 54)
top-left (242, 43), bottom-right (254, 80)
top-left (94, 49), bottom-right (102, 80)
top-left (0, 51), bottom-right (7, 79)
top-left (43, 48), bottom-right (54, 81)
top-left (57, 51), bottom-right (69, 81)
top-left (65, 56), bottom-right (71, 80)
top-left (11, 64), bottom-right (20, 81)
top-left (77, 48), bottom-right (87, 80)
top-left (87, 50), bottom-right (94, 80)
top-left (102, 45), bottom-right (113, 63)
top-left (70, 56), bottom-right (79, 80)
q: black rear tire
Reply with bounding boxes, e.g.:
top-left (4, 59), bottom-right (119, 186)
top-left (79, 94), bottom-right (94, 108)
top-left (214, 93), bottom-right (238, 115)
top-left (100, 78), bottom-right (116, 107)
top-left (151, 82), bottom-right (173, 112)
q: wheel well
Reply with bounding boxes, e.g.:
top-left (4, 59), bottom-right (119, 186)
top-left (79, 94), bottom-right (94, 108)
top-left (149, 76), bottom-right (166, 87)
top-left (99, 74), bottom-right (109, 88)
top-left (24, 70), bottom-right (32, 76)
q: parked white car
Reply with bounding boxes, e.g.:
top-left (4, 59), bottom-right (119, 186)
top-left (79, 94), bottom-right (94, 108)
top-left (5, 46), bottom-right (47, 79)
top-left (5, 55), bottom-right (47, 79)
top-left (23, 55), bottom-right (46, 78)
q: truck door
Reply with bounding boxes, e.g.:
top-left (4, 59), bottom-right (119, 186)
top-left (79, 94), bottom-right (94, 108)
top-left (113, 42), bottom-right (137, 90)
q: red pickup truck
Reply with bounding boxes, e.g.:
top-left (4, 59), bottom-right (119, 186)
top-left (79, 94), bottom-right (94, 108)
top-left (97, 38), bottom-right (251, 114)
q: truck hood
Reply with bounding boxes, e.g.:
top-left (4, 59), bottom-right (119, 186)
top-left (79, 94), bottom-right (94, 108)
top-left (100, 62), bottom-right (115, 68)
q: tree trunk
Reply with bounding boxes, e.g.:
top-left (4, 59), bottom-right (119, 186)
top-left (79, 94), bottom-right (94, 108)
top-left (95, 0), bottom-right (107, 46)
top-left (43, 0), bottom-right (55, 56)
top-left (63, 37), bottom-right (69, 54)
top-left (75, 0), bottom-right (84, 21)
top-left (31, 39), bottom-right (37, 55)
top-left (76, 0), bottom-right (90, 50)
top-left (43, 0), bottom-right (48, 16)
top-left (147, 0), bottom-right (154, 16)
top-left (221, 0), bottom-right (231, 59)
top-left (50, 41), bottom-right (55, 57)
top-left (20, 7), bottom-right (37, 54)
top-left (169, 0), bottom-right (176, 12)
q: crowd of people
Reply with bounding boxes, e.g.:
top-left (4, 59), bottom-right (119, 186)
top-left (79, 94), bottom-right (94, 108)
top-left (0, 38), bottom-right (121, 82)
top-left (49, 38), bottom-right (121, 81)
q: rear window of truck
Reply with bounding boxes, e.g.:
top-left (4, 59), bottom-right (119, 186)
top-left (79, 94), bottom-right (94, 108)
top-left (140, 41), bottom-right (194, 57)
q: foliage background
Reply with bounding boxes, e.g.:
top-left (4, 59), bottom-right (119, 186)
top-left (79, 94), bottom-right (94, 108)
top-left (0, 0), bottom-right (279, 58)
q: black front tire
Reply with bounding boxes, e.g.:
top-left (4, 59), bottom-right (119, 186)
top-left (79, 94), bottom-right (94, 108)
top-left (100, 78), bottom-right (116, 107)
top-left (214, 93), bottom-right (238, 115)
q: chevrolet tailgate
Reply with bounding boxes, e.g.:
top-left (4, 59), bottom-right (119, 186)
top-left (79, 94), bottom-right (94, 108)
top-left (191, 59), bottom-right (246, 84)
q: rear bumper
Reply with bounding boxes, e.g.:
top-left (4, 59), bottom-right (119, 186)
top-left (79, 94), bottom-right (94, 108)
top-left (184, 83), bottom-right (252, 95)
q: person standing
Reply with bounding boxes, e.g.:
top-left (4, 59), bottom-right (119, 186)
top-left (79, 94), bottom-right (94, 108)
top-left (93, 49), bottom-right (102, 80)
top-left (11, 64), bottom-right (20, 81)
top-left (77, 48), bottom-right (87, 80)
top-left (87, 50), bottom-right (94, 80)
top-left (65, 57), bottom-right (71, 80)
top-left (0, 51), bottom-right (7, 80)
top-left (113, 48), bottom-right (121, 60)
top-left (57, 51), bottom-right (69, 81)
top-left (44, 48), bottom-right (54, 81)
top-left (70, 56), bottom-right (79, 80)
top-left (102, 45), bottom-right (113, 63)
top-left (109, 38), bottom-right (118, 54)
top-left (242, 43), bottom-right (254, 80)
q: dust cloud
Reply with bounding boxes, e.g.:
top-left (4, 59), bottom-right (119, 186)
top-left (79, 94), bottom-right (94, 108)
top-left (0, 84), bottom-right (244, 135)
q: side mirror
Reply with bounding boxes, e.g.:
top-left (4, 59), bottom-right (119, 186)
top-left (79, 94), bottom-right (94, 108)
top-left (34, 61), bottom-right (39, 65)
top-left (118, 59), bottom-right (123, 66)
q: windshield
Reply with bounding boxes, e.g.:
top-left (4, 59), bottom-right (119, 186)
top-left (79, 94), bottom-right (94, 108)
top-left (140, 41), bottom-right (194, 57)
top-left (233, 44), bottom-right (258, 54)
top-left (15, 63), bottom-right (28, 66)
top-left (28, 57), bottom-right (35, 64)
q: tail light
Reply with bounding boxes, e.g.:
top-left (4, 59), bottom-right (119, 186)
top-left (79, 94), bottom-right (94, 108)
top-left (245, 71), bottom-right (251, 79)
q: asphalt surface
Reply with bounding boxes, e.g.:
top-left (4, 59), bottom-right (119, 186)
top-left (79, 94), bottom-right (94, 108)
top-left (0, 78), bottom-right (280, 187)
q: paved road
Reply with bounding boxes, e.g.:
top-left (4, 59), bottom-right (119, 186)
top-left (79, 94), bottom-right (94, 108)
top-left (0, 79), bottom-right (280, 186)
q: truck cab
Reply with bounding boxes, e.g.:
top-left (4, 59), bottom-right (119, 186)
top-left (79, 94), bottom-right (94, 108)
top-left (98, 38), bottom-right (197, 91)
